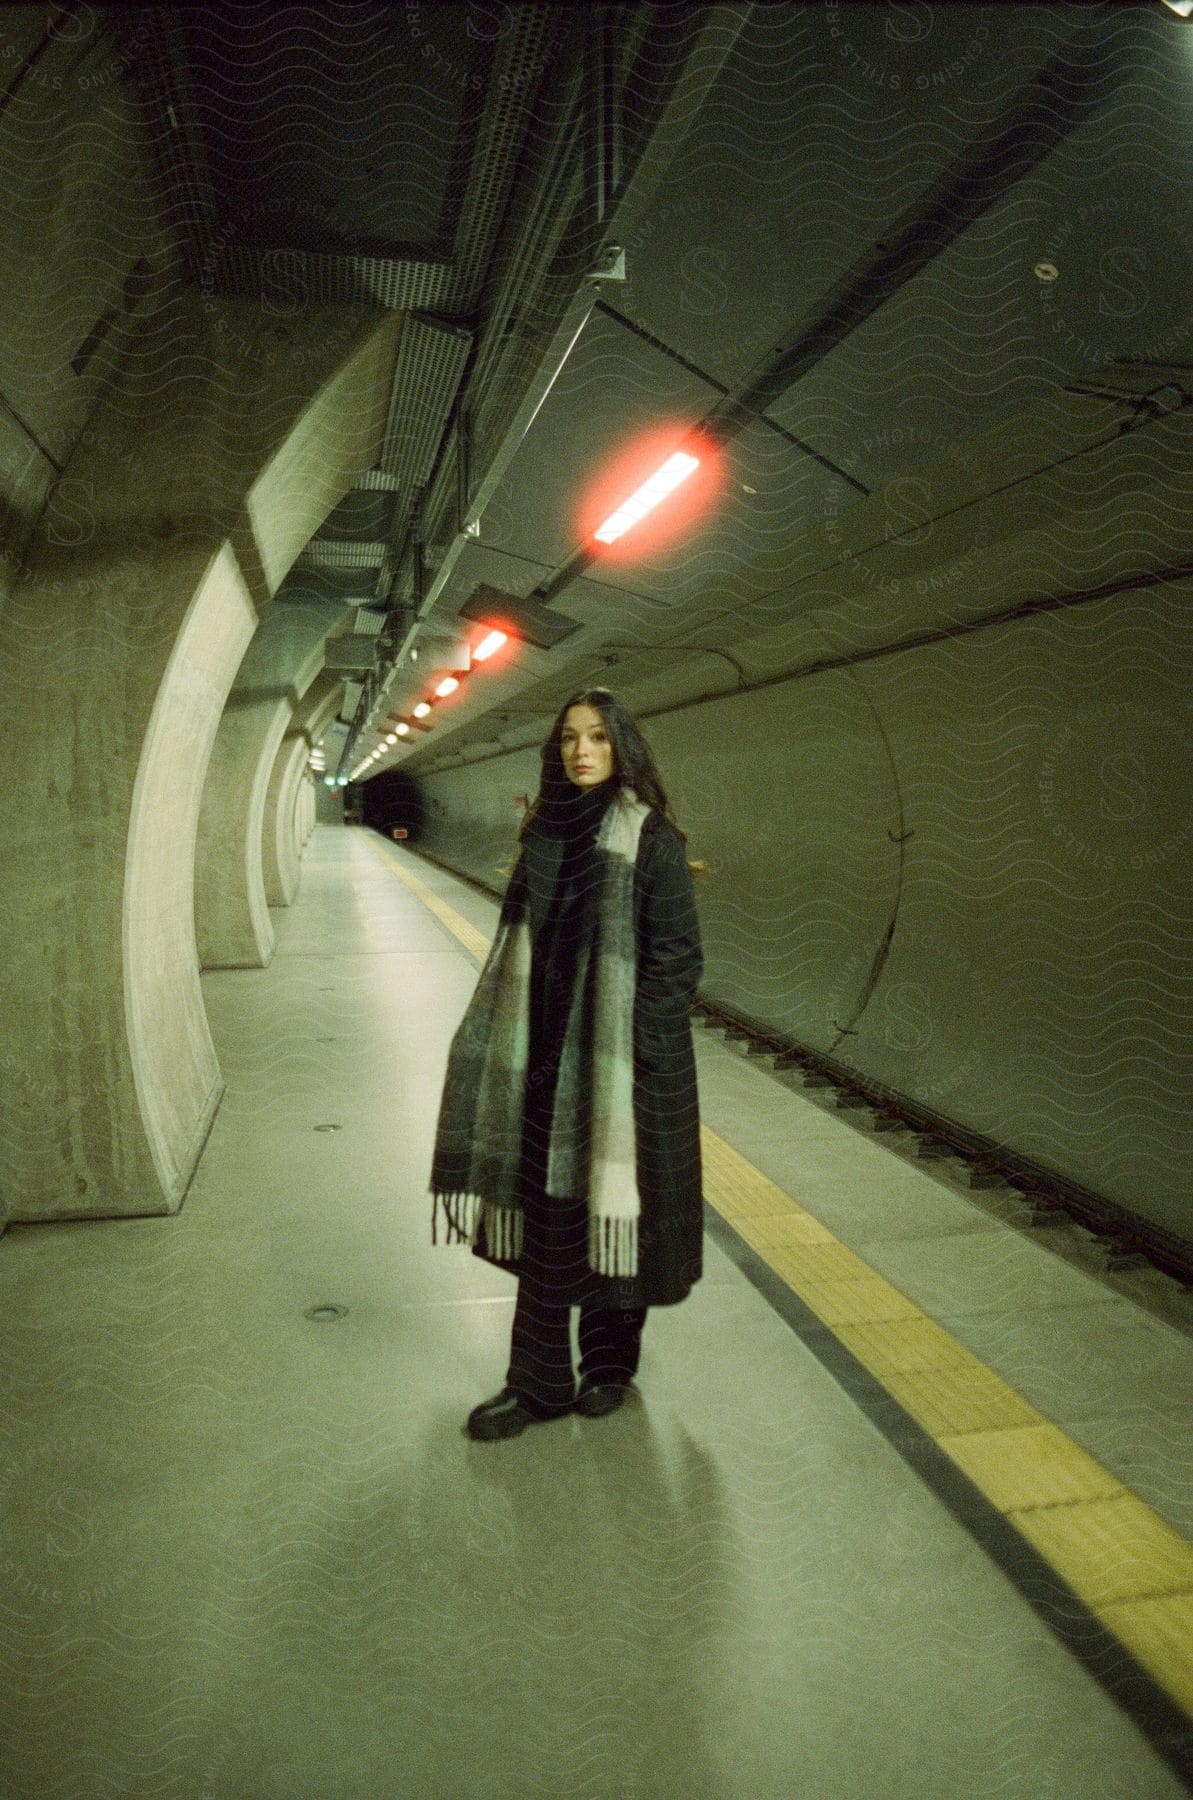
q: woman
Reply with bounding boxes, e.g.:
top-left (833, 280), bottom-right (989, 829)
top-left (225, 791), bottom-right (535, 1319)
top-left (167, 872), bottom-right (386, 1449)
top-left (429, 688), bottom-right (705, 1440)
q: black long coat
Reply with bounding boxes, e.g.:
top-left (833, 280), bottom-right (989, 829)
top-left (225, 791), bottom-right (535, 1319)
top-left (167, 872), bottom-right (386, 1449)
top-left (470, 802), bottom-right (704, 1306)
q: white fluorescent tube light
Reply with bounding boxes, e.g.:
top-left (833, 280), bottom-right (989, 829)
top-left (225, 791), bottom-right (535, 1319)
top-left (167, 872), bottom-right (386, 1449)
top-left (593, 451), bottom-right (700, 543)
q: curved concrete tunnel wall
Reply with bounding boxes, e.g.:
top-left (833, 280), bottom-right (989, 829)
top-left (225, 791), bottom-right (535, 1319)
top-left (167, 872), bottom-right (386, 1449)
top-left (265, 672), bottom-right (346, 906)
top-left (296, 775), bottom-right (315, 847)
top-left (396, 392), bottom-right (1193, 1251)
top-left (2, 294), bottom-right (399, 1227)
top-left (196, 598), bottom-right (345, 969)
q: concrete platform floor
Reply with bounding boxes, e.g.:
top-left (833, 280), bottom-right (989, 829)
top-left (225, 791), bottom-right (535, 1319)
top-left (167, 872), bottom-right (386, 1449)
top-left (0, 822), bottom-right (1190, 1798)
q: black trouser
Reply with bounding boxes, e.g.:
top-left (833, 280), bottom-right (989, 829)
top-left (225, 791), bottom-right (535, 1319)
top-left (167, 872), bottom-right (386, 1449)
top-left (505, 1192), bottom-right (647, 1415)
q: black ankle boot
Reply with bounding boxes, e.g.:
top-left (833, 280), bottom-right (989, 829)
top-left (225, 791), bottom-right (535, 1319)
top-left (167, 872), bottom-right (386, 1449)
top-left (466, 1387), bottom-right (570, 1440)
top-left (574, 1377), bottom-right (631, 1417)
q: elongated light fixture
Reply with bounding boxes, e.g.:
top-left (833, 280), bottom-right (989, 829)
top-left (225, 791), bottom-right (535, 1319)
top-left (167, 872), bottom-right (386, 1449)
top-left (593, 450), bottom-right (700, 544)
top-left (472, 628), bottom-right (507, 660)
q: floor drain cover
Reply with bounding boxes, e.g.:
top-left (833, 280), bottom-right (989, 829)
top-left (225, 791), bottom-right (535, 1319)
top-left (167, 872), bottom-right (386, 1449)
top-left (313, 1123), bottom-right (342, 1132)
top-left (305, 1304), bottom-right (349, 1322)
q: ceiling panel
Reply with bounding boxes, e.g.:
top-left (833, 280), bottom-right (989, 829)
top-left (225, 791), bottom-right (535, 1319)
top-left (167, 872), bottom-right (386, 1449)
top-left (171, 0), bottom-right (489, 253)
top-left (766, 4), bottom-right (1193, 472)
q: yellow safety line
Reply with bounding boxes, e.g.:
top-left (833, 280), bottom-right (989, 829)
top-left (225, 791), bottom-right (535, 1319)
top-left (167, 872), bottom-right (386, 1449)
top-left (362, 830), bottom-right (493, 963)
top-left (364, 830), bottom-right (1193, 1717)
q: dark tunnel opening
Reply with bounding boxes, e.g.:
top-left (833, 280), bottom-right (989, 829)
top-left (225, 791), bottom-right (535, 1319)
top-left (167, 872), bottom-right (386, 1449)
top-left (359, 768), bottom-right (427, 843)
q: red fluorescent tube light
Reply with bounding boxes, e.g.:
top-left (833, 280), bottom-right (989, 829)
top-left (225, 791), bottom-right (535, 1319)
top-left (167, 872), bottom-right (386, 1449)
top-left (472, 629), bottom-right (507, 661)
top-left (593, 450), bottom-right (700, 543)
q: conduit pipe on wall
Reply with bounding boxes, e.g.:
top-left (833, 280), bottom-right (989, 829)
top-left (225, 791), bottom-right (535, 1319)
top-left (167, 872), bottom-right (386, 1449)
top-left (532, 23), bottom-right (1123, 606)
top-left (426, 532), bottom-right (1193, 776)
top-left (704, 38), bottom-right (1120, 441)
top-left (437, 362), bottom-right (1164, 774)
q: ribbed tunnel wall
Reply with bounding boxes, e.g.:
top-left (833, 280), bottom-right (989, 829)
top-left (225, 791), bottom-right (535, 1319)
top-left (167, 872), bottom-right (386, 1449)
top-left (404, 579), bottom-right (1192, 1249)
top-left (0, 24), bottom-right (399, 1230)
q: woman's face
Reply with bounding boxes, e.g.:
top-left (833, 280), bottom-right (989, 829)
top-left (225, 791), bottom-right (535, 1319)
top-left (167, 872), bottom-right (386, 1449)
top-left (560, 704), bottom-right (615, 788)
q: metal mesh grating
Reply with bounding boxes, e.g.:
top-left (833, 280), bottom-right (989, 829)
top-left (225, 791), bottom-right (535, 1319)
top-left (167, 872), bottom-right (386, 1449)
top-left (468, 148), bottom-right (586, 478)
top-left (378, 315), bottom-right (471, 491)
top-left (208, 246), bottom-right (454, 312)
top-left (315, 489), bottom-right (397, 543)
top-left (450, 6), bottom-right (564, 308)
top-left (295, 541), bottom-right (386, 570)
top-left (134, 9), bottom-right (574, 319)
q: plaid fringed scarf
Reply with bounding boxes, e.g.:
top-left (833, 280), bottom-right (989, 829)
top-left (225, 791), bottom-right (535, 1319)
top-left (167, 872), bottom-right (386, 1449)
top-left (429, 787), bottom-right (652, 1278)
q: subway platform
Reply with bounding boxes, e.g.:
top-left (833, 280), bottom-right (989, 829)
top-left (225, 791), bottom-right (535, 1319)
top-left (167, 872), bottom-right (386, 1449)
top-left (1, 822), bottom-right (1191, 1798)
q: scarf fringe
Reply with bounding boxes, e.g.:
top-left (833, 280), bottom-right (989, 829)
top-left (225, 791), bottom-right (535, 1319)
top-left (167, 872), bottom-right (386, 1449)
top-left (591, 1213), bottom-right (638, 1279)
top-left (431, 1191), bottom-right (524, 1263)
top-left (431, 1190), bottom-right (481, 1247)
top-left (482, 1201), bottom-right (524, 1263)
top-left (432, 1191), bottom-right (637, 1277)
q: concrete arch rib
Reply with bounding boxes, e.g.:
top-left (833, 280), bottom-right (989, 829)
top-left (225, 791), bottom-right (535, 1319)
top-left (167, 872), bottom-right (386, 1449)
top-left (196, 601), bottom-right (343, 968)
top-left (296, 776), bottom-right (314, 849)
top-left (4, 294), bottom-right (398, 1225)
top-left (264, 671), bottom-right (345, 908)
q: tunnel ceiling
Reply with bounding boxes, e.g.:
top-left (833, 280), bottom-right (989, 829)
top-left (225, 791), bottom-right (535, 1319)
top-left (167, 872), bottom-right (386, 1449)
top-left (171, 3), bottom-right (486, 256)
top-left (127, 1), bottom-right (1193, 777)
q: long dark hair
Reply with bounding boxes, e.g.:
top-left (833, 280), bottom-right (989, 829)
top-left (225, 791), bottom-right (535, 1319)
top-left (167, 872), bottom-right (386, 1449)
top-left (508, 688), bottom-right (707, 873)
top-left (493, 687), bottom-right (708, 878)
